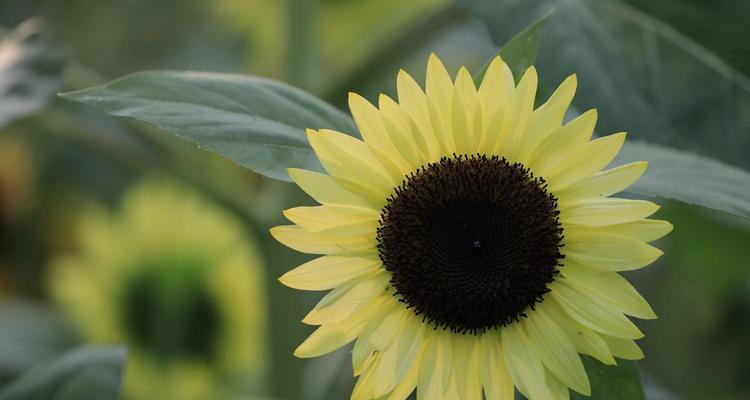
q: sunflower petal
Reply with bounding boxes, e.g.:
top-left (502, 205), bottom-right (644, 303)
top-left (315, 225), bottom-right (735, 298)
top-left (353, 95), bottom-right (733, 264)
top-left (524, 308), bottom-right (590, 395)
top-left (279, 254), bottom-right (381, 291)
top-left (530, 109), bottom-right (597, 177)
top-left (542, 301), bottom-right (616, 365)
top-left (502, 323), bottom-right (552, 400)
top-left (563, 232), bottom-right (663, 271)
top-left (601, 335), bottom-right (645, 360)
top-left (493, 67), bottom-right (537, 161)
top-left (397, 69), bottom-right (440, 160)
top-left (283, 204), bottom-right (378, 233)
top-left (561, 262), bottom-right (656, 319)
top-left (570, 219), bottom-right (673, 243)
top-left (308, 129), bottom-right (396, 195)
top-left (378, 94), bottom-right (426, 167)
top-left (269, 225), bottom-right (374, 254)
top-left (550, 280), bottom-right (644, 339)
top-left (517, 74), bottom-right (577, 163)
top-left (302, 273), bottom-right (388, 325)
top-left (561, 198), bottom-right (660, 227)
top-left (556, 161), bottom-right (648, 204)
top-left (373, 312), bottom-right (423, 396)
top-left (288, 168), bottom-right (378, 209)
top-left (294, 298), bottom-right (383, 358)
top-left (547, 132), bottom-right (627, 191)
top-left (383, 358), bottom-right (419, 400)
top-left (450, 334), bottom-right (482, 400)
top-left (417, 332), bottom-right (446, 400)
top-left (479, 332), bottom-right (514, 400)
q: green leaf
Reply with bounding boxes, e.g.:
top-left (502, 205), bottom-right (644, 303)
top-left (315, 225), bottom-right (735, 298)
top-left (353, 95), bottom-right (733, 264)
top-left (460, 0), bottom-right (750, 218)
top-left (0, 18), bottom-right (65, 129)
top-left (61, 71), bottom-right (358, 181)
top-left (0, 346), bottom-right (126, 400)
top-left (0, 302), bottom-right (75, 375)
top-left (571, 356), bottom-right (644, 400)
top-left (474, 13), bottom-right (550, 84)
top-left (617, 141), bottom-right (750, 219)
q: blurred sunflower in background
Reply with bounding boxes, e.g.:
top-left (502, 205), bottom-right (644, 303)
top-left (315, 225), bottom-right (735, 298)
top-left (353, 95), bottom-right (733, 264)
top-left (48, 177), bottom-right (267, 400)
top-left (272, 55), bottom-right (671, 399)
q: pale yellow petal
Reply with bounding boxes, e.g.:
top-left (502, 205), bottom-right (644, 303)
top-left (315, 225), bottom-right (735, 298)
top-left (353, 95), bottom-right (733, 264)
top-left (283, 204), bottom-right (378, 233)
top-left (550, 280), bottom-right (644, 339)
top-left (524, 309), bottom-right (590, 395)
top-left (492, 66), bottom-right (537, 161)
top-left (542, 301), bottom-right (616, 365)
top-left (294, 297), bottom-right (383, 358)
top-left (302, 273), bottom-right (388, 325)
top-left (378, 94), bottom-right (426, 167)
top-left (561, 198), bottom-right (660, 227)
top-left (478, 56), bottom-right (514, 121)
top-left (561, 262), bottom-right (656, 319)
top-left (374, 312), bottom-right (424, 396)
top-left (556, 162), bottom-right (648, 205)
top-left (416, 332), bottom-right (446, 400)
top-left (601, 335), bottom-right (645, 360)
top-left (563, 232), bottom-right (663, 272)
top-left (529, 109), bottom-right (597, 178)
top-left (547, 132), bottom-right (627, 192)
top-left (269, 225), bottom-right (374, 254)
top-left (450, 334), bottom-right (481, 400)
top-left (479, 332), bottom-right (514, 400)
top-left (426, 53), bottom-right (455, 153)
top-left (279, 254), bottom-right (381, 291)
top-left (382, 357), bottom-right (419, 400)
top-left (569, 219), bottom-right (673, 243)
top-left (397, 69), bottom-right (440, 160)
top-left (501, 323), bottom-right (551, 400)
top-left (352, 353), bottom-right (379, 400)
top-left (545, 368), bottom-right (572, 400)
top-left (288, 168), bottom-right (379, 209)
top-left (307, 129), bottom-right (397, 196)
top-left (352, 301), bottom-right (399, 375)
top-left (517, 74), bottom-right (577, 163)
top-left (349, 92), bottom-right (412, 173)
top-left (451, 67), bottom-right (480, 153)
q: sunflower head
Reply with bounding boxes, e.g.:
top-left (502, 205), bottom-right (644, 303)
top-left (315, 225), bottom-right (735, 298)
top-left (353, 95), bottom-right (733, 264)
top-left (272, 53), bottom-right (671, 400)
top-left (49, 177), bottom-right (267, 400)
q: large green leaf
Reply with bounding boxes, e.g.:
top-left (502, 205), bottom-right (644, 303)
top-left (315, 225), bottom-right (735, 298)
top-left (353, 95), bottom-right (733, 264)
top-left (571, 357), bottom-right (645, 400)
top-left (61, 72), bottom-right (358, 181)
top-left (474, 14), bottom-right (549, 84)
top-left (460, 0), bottom-right (750, 218)
top-left (0, 18), bottom-right (65, 129)
top-left (0, 302), bottom-right (75, 377)
top-left (0, 346), bottom-right (125, 400)
top-left (617, 142), bottom-right (750, 218)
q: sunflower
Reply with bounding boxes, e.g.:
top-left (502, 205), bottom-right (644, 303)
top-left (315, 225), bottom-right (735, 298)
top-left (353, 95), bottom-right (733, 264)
top-left (271, 54), bottom-right (671, 399)
top-left (49, 178), bottom-right (267, 400)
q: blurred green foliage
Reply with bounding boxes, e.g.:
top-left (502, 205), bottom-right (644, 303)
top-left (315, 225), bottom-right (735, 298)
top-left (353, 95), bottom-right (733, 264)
top-left (0, 0), bottom-right (748, 399)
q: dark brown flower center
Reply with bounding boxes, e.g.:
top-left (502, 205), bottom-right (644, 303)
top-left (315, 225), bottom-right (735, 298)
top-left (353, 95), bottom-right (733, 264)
top-left (376, 154), bottom-right (564, 333)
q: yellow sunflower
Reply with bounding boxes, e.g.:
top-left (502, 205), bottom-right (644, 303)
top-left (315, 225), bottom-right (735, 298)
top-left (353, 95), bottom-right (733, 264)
top-left (271, 54), bottom-right (671, 399)
top-left (49, 178), bottom-right (267, 400)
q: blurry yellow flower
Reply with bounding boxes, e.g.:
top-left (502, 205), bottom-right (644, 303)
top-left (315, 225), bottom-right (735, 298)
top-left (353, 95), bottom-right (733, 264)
top-left (271, 54), bottom-right (671, 399)
top-left (49, 177), bottom-right (267, 400)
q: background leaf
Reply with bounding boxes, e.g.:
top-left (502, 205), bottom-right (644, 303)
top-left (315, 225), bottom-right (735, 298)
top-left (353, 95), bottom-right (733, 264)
top-left (460, 0), bottom-right (750, 219)
top-left (0, 18), bottom-right (65, 129)
top-left (474, 13), bottom-right (549, 84)
top-left (0, 301), bottom-right (74, 382)
top-left (571, 357), bottom-right (645, 400)
top-left (61, 71), bottom-right (358, 181)
top-left (617, 142), bottom-right (750, 218)
top-left (0, 346), bottom-right (125, 400)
